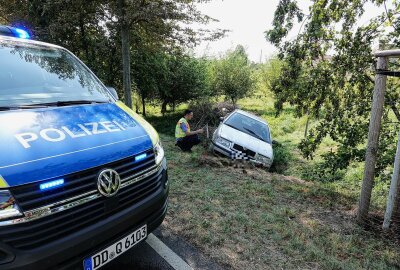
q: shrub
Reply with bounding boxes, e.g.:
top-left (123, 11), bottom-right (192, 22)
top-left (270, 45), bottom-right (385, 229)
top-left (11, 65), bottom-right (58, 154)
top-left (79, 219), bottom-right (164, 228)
top-left (270, 142), bottom-right (291, 174)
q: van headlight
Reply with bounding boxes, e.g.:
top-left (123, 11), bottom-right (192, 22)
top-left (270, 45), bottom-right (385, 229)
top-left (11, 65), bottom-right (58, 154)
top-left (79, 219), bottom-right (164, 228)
top-left (0, 190), bottom-right (23, 221)
top-left (154, 141), bottom-right (165, 166)
top-left (215, 137), bottom-right (232, 149)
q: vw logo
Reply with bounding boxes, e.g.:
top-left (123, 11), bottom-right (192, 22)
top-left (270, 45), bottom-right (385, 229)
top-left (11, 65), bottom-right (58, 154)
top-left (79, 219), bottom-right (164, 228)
top-left (97, 169), bottom-right (121, 197)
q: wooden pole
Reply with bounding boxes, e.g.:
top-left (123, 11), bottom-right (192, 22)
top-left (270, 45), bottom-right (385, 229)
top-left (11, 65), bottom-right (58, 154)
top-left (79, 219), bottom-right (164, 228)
top-left (383, 130), bottom-right (400, 230)
top-left (357, 56), bottom-right (388, 222)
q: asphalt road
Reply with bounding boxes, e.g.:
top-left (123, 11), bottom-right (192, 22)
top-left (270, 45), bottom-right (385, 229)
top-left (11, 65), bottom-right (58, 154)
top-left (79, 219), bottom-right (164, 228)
top-left (100, 240), bottom-right (175, 270)
top-left (67, 226), bottom-right (225, 270)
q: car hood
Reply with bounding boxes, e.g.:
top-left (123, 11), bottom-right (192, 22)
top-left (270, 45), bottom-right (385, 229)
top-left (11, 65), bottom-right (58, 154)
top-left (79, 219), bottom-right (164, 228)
top-left (219, 124), bottom-right (273, 158)
top-left (0, 103), bottom-right (153, 187)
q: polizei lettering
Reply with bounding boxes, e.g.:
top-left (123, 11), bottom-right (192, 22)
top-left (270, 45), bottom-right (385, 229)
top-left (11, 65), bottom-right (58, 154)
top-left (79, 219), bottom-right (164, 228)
top-left (15, 121), bottom-right (126, 149)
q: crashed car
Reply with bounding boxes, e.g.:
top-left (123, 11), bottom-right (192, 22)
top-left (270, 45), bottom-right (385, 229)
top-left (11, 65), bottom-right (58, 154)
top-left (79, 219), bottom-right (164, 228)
top-left (210, 109), bottom-right (274, 168)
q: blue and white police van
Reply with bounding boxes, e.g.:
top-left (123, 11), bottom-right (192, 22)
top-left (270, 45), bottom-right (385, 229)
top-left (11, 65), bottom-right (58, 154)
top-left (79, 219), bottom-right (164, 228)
top-left (0, 26), bottom-right (168, 270)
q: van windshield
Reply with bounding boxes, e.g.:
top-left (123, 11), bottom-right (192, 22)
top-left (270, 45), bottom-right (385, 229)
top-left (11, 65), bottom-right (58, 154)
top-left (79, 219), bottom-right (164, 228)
top-left (0, 40), bottom-right (111, 107)
top-left (225, 112), bottom-right (271, 143)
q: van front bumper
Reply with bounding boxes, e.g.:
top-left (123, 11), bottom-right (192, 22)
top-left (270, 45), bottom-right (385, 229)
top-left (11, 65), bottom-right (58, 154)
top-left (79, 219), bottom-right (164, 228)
top-left (0, 168), bottom-right (168, 270)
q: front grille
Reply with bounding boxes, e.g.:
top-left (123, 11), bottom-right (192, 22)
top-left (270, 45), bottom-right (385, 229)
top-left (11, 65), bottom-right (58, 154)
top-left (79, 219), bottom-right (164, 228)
top-left (232, 144), bottom-right (256, 157)
top-left (11, 149), bottom-right (156, 211)
top-left (0, 167), bottom-right (164, 250)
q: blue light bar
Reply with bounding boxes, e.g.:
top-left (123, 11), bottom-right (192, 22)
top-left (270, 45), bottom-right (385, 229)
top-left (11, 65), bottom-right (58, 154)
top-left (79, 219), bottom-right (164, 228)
top-left (0, 26), bottom-right (31, 39)
top-left (135, 153), bottom-right (147, 162)
top-left (40, 179), bottom-right (64, 191)
top-left (14, 28), bottom-right (30, 39)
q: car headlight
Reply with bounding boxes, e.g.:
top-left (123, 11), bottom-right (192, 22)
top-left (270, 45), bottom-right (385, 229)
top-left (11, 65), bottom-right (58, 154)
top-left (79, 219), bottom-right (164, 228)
top-left (256, 154), bottom-right (271, 165)
top-left (154, 141), bottom-right (165, 166)
top-left (0, 190), bottom-right (22, 221)
top-left (216, 137), bottom-right (232, 149)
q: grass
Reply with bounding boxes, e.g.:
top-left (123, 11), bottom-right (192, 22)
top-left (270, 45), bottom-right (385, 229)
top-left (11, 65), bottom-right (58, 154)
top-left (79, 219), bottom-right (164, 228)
top-left (155, 135), bottom-right (400, 269)
top-left (143, 95), bottom-right (400, 269)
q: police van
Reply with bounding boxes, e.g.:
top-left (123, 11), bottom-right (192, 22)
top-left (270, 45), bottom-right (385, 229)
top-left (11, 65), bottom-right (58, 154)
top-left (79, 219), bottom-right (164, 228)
top-left (0, 26), bottom-right (168, 270)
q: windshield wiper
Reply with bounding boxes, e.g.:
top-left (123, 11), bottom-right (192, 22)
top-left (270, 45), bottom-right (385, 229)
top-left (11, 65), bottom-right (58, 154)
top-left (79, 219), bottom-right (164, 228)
top-left (0, 100), bottom-right (107, 111)
top-left (0, 105), bottom-right (49, 111)
top-left (243, 127), bottom-right (265, 142)
top-left (30, 100), bottom-right (108, 107)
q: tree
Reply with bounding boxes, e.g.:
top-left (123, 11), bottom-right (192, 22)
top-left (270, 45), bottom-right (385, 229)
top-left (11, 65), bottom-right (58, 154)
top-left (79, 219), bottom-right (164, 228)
top-left (110, 0), bottom-right (226, 109)
top-left (258, 57), bottom-right (283, 96)
top-left (0, 0), bottom-right (226, 110)
top-left (132, 45), bottom-right (167, 116)
top-left (212, 45), bottom-right (255, 105)
top-left (266, 0), bottom-right (400, 220)
top-left (158, 50), bottom-right (210, 113)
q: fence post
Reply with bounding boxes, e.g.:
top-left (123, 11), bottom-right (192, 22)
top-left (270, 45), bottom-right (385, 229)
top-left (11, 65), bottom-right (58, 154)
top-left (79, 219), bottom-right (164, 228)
top-left (383, 130), bottom-right (400, 229)
top-left (357, 56), bottom-right (388, 223)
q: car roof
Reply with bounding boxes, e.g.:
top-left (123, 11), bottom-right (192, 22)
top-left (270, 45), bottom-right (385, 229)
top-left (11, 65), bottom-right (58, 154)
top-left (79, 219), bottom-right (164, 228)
top-left (0, 35), bottom-right (63, 50)
top-left (229, 109), bottom-right (269, 126)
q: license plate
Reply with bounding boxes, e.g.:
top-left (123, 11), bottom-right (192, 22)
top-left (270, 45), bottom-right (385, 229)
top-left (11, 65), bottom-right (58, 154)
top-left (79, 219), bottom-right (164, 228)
top-left (83, 224), bottom-right (147, 270)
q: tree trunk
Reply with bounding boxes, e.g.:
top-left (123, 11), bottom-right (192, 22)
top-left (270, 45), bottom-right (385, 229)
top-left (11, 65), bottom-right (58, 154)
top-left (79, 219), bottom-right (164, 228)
top-left (357, 55), bottom-right (388, 223)
top-left (304, 116), bottom-right (310, 138)
top-left (119, 0), bottom-right (132, 109)
top-left (161, 100), bottom-right (167, 115)
top-left (135, 98), bottom-right (140, 114)
top-left (78, 15), bottom-right (90, 62)
top-left (142, 95), bottom-right (146, 117)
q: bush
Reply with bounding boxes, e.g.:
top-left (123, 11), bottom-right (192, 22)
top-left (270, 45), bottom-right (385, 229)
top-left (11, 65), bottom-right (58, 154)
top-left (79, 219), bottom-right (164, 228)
top-left (188, 100), bottom-right (238, 129)
top-left (270, 142), bottom-right (291, 174)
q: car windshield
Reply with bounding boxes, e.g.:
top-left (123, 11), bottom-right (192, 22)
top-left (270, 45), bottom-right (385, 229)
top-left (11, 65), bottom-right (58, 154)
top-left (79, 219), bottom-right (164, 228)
top-left (224, 112), bottom-right (271, 143)
top-left (0, 40), bottom-right (111, 107)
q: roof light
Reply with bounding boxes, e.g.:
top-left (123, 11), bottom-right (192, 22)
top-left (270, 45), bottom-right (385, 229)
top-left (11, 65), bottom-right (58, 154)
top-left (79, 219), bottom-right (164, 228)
top-left (0, 25), bottom-right (31, 39)
top-left (135, 153), bottom-right (147, 162)
top-left (40, 179), bottom-right (64, 191)
top-left (14, 28), bottom-right (30, 39)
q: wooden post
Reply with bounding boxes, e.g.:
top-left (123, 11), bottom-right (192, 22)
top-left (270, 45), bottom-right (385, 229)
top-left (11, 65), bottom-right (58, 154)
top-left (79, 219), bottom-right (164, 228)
top-left (357, 56), bottom-right (388, 222)
top-left (383, 130), bottom-right (400, 230)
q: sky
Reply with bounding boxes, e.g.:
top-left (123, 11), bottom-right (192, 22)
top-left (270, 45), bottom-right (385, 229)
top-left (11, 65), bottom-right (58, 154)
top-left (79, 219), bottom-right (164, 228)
top-left (193, 0), bottom-right (390, 62)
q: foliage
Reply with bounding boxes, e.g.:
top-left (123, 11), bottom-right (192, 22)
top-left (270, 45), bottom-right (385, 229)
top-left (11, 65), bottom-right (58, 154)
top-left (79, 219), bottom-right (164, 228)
top-left (0, 0), bottom-right (226, 107)
top-left (212, 45), bottom-right (255, 104)
top-left (269, 141), bottom-right (291, 174)
top-left (257, 57), bottom-right (283, 97)
top-left (266, 0), bottom-right (400, 179)
top-left (132, 44), bottom-right (167, 116)
top-left (158, 51), bottom-right (212, 113)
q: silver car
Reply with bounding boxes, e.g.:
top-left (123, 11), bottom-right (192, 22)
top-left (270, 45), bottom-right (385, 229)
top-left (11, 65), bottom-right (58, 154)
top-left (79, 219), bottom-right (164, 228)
top-left (210, 109), bottom-right (274, 168)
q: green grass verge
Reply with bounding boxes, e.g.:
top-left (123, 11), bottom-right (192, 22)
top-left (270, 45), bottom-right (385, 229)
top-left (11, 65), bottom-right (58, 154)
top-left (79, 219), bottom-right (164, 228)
top-left (154, 133), bottom-right (400, 270)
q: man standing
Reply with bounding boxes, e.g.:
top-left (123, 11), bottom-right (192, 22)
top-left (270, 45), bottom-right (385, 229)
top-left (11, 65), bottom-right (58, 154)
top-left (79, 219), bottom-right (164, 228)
top-left (175, 109), bottom-right (204, 152)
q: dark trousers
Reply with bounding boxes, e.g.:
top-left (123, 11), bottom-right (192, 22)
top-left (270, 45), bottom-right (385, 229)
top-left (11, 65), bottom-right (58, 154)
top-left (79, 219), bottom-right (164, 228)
top-left (176, 135), bottom-right (201, 151)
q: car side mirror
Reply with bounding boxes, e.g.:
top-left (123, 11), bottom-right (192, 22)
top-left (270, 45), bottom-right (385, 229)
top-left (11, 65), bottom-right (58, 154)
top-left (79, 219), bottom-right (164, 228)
top-left (107, 87), bottom-right (119, 100)
top-left (272, 140), bottom-right (280, 146)
top-left (219, 117), bottom-right (224, 122)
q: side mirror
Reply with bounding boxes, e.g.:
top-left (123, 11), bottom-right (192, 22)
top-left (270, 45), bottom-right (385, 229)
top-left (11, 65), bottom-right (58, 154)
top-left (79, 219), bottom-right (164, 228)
top-left (272, 140), bottom-right (280, 146)
top-left (107, 87), bottom-right (119, 100)
top-left (219, 117), bottom-right (224, 122)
